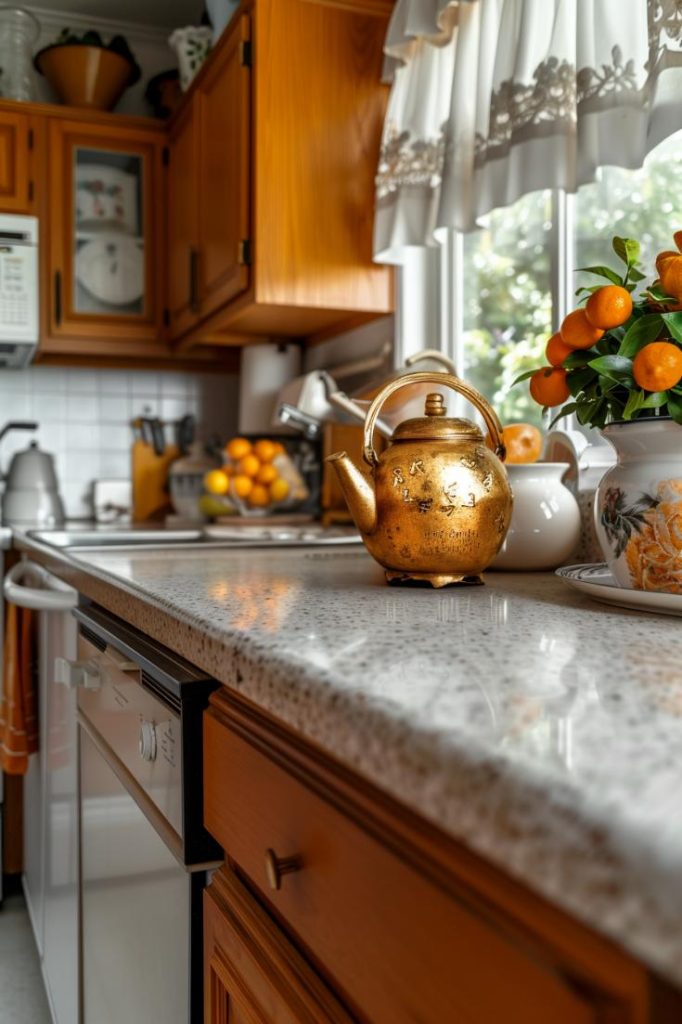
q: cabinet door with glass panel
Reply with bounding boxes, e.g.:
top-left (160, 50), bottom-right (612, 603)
top-left (47, 119), bottom-right (165, 344)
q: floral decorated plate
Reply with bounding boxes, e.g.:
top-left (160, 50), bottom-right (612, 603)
top-left (556, 563), bottom-right (682, 617)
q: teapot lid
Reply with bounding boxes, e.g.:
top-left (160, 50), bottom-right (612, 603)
top-left (391, 393), bottom-right (483, 443)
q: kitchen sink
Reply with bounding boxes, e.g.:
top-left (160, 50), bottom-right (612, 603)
top-left (28, 523), bottom-right (362, 550)
top-left (28, 526), bottom-right (205, 548)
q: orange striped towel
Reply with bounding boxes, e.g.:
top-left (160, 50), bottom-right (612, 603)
top-left (0, 603), bottom-right (37, 775)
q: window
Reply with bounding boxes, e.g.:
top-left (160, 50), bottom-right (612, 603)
top-left (440, 131), bottom-right (682, 425)
top-left (575, 130), bottom-right (682, 292)
top-left (461, 191), bottom-right (552, 427)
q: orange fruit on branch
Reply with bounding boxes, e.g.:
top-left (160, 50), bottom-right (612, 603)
top-left (560, 309), bottom-right (604, 350)
top-left (585, 285), bottom-right (633, 330)
top-left (632, 341), bottom-right (682, 392)
top-left (656, 250), bottom-right (682, 303)
top-left (545, 332), bottom-right (574, 366)
top-left (529, 367), bottom-right (570, 408)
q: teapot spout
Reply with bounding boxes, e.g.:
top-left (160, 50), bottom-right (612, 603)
top-left (325, 451), bottom-right (376, 536)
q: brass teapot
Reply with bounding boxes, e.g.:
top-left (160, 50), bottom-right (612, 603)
top-left (326, 372), bottom-right (513, 587)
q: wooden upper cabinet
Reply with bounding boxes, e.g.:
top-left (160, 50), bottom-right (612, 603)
top-left (196, 14), bottom-right (251, 320)
top-left (251, 0), bottom-right (391, 322)
top-left (167, 15), bottom-right (250, 343)
top-left (170, 0), bottom-right (393, 348)
top-left (0, 109), bottom-right (34, 214)
top-left (46, 117), bottom-right (165, 346)
top-left (167, 102), bottom-right (199, 339)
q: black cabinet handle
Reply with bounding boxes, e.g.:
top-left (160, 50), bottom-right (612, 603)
top-left (54, 270), bottom-right (62, 326)
top-left (189, 248), bottom-right (199, 314)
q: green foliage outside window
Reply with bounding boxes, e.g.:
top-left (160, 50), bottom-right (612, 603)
top-left (461, 131), bottom-right (682, 427)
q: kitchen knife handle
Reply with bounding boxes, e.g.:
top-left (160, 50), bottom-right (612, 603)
top-left (189, 248), bottom-right (200, 314)
top-left (54, 270), bottom-right (62, 326)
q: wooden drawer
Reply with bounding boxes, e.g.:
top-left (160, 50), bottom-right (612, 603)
top-left (204, 706), bottom-right (636, 1024)
top-left (205, 866), bottom-right (352, 1023)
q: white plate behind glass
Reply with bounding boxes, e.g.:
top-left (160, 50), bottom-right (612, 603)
top-left (75, 236), bottom-right (144, 306)
top-left (556, 563), bottom-right (682, 617)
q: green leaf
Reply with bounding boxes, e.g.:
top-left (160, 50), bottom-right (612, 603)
top-left (645, 284), bottom-right (678, 303)
top-left (510, 368), bottom-right (539, 387)
top-left (575, 285), bottom-right (602, 297)
top-left (576, 398), bottom-right (604, 426)
top-left (567, 367), bottom-right (596, 396)
top-left (548, 402), bottom-right (578, 428)
top-left (575, 265), bottom-right (624, 286)
top-left (641, 391), bottom-right (668, 408)
top-left (613, 236), bottom-right (640, 267)
top-left (618, 314), bottom-right (663, 357)
top-left (623, 389), bottom-right (645, 420)
top-left (563, 350), bottom-right (596, 368)
top-left (661, 312), bottom-right (682, 344)
top-left (588, 354), bottom-right (634, 384)
top-left (628, 267), bottom-right (646, 282)
top-left (667, 391), bottom-right (682, 425)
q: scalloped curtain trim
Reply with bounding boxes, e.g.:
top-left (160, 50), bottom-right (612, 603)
top-left (374, 0), bottom-right (682, 259)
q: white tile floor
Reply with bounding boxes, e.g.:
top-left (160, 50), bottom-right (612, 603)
top-left (0, 892), bottom-right (51, 1024)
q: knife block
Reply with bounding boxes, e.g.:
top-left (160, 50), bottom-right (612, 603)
top-left (131, 440), bottom-right (179, 522)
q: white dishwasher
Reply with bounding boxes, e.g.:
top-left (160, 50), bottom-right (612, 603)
top-left (73, 605), bottom-right (221, 1024)
top-left (3, 559), bottom-right (79, 1024)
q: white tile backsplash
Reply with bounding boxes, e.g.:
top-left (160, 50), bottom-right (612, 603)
top-left (0, 366), bottom-right (239, 518)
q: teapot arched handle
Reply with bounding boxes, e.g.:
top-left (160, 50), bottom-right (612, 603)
top-left (362, 371), bottom-right (506, 467)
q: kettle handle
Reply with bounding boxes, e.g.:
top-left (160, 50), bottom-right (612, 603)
top-left (362, 371), bottom-right (506, 467)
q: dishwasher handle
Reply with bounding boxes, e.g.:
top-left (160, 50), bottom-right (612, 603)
top-left (54, 656), bottom-right (101, 690)
top-left (3, 560), bottom-right (78, 611)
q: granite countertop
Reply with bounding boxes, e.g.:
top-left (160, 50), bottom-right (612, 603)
top-left (22, 538), bottom-right (682, 985)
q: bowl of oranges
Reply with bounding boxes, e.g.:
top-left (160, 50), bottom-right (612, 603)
top-left (201, 436), bottom-right (309, 518)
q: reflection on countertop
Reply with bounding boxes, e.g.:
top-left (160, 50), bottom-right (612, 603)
top-left (52, 544), bottom-right (682, 984)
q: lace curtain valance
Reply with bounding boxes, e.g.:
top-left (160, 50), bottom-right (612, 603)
top-left (374, 0), bottom-right (682, 260)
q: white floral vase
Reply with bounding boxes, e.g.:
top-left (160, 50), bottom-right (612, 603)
top-left (169, 27), bottom-right (213, 91)
top-left (595, 419), bottom-right (682, 593)
top-left (491, 463), bottom-right (581, 571)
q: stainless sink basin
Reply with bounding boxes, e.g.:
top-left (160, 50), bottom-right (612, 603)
top-left (27, 523), bottom-right (362, 550)
top-left (28, 527), bottom-right (204, 548)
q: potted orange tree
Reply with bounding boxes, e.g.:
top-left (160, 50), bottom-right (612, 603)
top-left (517, 233), bottom-right (682, 594)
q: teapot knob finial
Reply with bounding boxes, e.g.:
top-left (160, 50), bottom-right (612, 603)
top-left (424, 393), bottom-right (446, 417)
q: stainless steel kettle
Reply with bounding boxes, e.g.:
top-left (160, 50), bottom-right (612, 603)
top-left (1, 423), bottom-right (65, 526)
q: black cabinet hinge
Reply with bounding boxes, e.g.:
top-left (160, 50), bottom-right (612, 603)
top-left (238, 239), bottom-right (252, 266)
top-left (163, 308), bottom-right (170, 328)
top-left (162, 146), bottom-right (169, 167)
top-left (27, 128), bottom-right (34, 150)
top-left (240, 40), bottom-right (252, 68)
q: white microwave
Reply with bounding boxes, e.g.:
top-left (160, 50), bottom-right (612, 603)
top-left (0, 213), bottom-right (38, 367)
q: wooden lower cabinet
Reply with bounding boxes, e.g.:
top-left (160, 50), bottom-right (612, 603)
top-left (204, 866), bottom-right (352, 1023)
top-left (204, 689), bottom-right (682, 1024)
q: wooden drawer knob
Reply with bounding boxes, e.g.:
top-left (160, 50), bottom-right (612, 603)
top-left (265, 848), bottom-right (302, 891)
